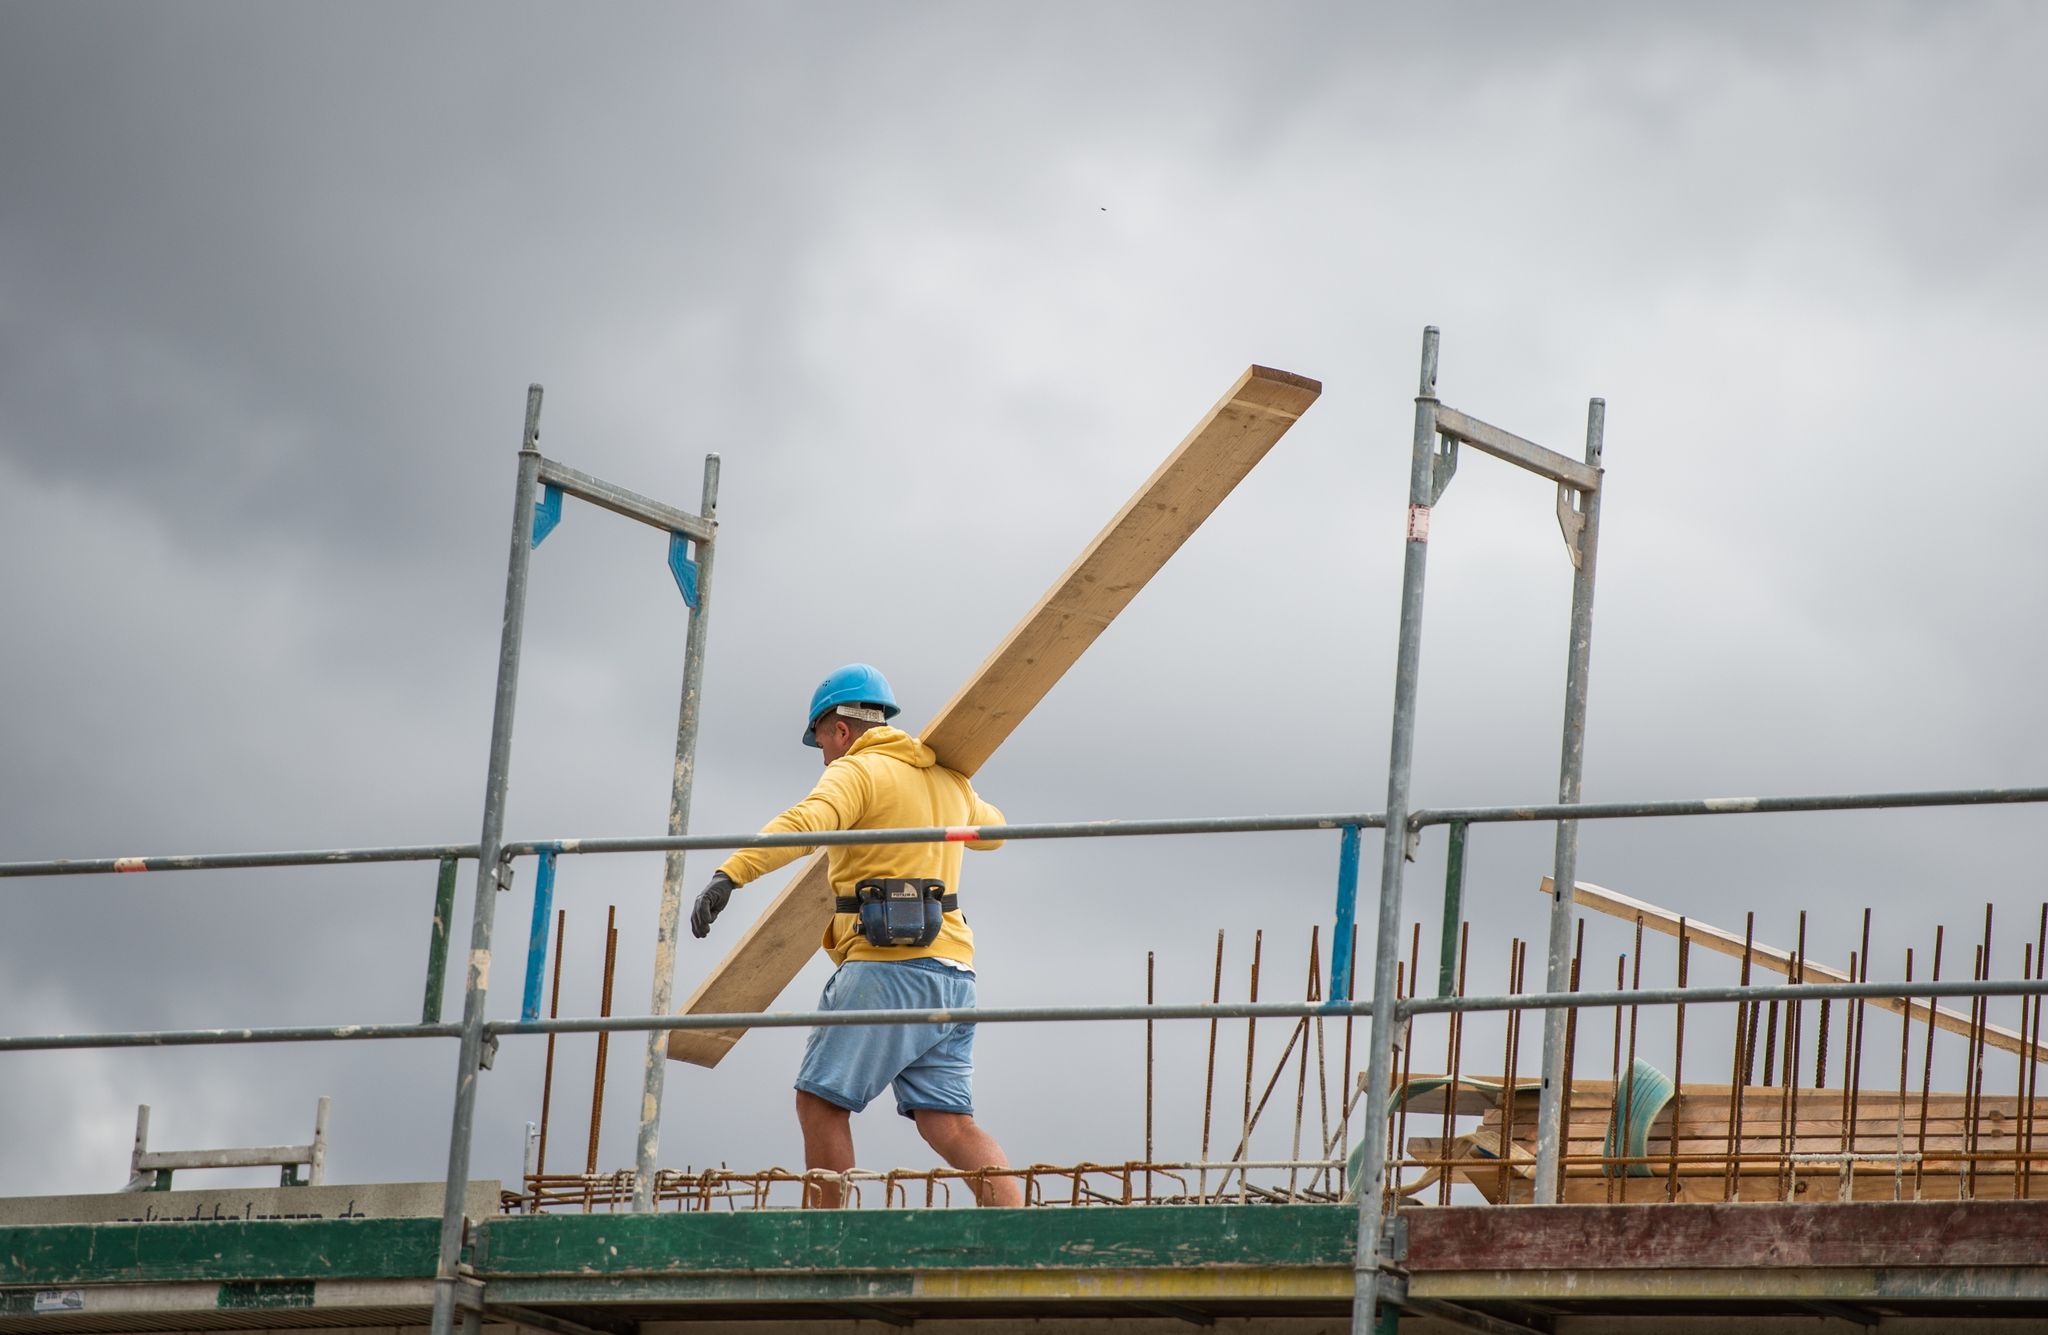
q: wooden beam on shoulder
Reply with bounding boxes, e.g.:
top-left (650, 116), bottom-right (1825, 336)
top-left (668, 366), bottom-right (1322, 1065)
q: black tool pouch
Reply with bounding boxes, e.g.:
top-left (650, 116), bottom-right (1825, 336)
top-left (837, 878), bottom-right (955, 948)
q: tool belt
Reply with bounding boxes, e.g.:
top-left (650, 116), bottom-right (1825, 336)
top-left (835, 878), bottom-right (956, 949)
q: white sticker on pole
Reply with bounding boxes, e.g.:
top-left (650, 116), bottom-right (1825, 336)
top-left (1407, 505), bottom-right (1432, 543)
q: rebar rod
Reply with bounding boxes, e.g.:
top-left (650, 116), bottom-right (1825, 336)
top-left (1742, 914), bottom-right (1761, 1086)
top-left (1392, 966), bottom-right (1409, 1195)
top-left (1624, 925), bottom-right (1643, 1195)
top-left (1762, 997), bottom-right (1780, 1088)
top-left (1916, 927), bottom-right (1945, 1199)
top-left (1666, 923), bottom-right (1689, 1201)
top-left (1836, 949), bottom-right (1858, 1201)
top-left (1897, 947), bottom-right (1914, 1201)
top-left (1965, 941), bottom-right (1985, 1200)
top-left (1199, 929), bottom-right (1223, 1202)
top-left (1846, 908), bottom-right (1873, 1199)
top-left (1607, 954), bottom-right (1624, 1205)
top-left (535, 908), bottom-right (566, 1202)
top-left (2027, 907), bottom-right (2047, 1197)
top-left (1145, 951), bottom-right (1155, 1203)
top-left (1239, 929), bottom-right (1262, 1202)
top-left (1312, 932), bottom-right (1333, 1196)
top-left (1966, 909), bottom-right (1982, 1195)
top-left (586, 906), bottom-right (618, 1178)
top-left (1727, 917), bottom-right (1755, 1201)
top-left (1289, 931), bottom-right (1317, 1201)
top-left (1783, 914), bottom-right (1805, 1201)
top-left (1816, 991), bottom-right (1832, 1090)
top-left (1500, 939), bottom-right (1525, 1196)
top-left (1222, 1001), bottom-right (1314, 1193)
top-left (2016, 941), bottom-right (2034, 1201)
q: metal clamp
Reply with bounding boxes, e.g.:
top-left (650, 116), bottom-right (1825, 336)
top-left (669, 532), bottom-right (700, 609)
top-left (531, 485), bottom-right (563, 549)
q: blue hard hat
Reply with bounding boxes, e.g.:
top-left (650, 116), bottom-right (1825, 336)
top-left (802, 663), bottom-right (900, 747)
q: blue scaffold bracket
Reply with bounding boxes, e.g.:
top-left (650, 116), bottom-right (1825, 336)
top-left (668, 531), bottom-right (700, 609)
top-left (531, 484), bottom-right (563, 549)
top-left (1325, 824), bottom-right (1362, 1010)
top-left (520, 846), bottom-right (561, 1023)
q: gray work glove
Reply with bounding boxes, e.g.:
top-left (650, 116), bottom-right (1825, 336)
top-left (690, 871), bottom-right (737, 939)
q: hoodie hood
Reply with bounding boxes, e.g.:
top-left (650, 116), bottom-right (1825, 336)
top-left (843, 726), bottom-right (934, 769)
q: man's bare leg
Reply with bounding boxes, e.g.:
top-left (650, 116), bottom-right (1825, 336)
top-left (796, 1090), bottom-right (855, 1208)
top-left (913, 1111), bottom-right (1023, 1206)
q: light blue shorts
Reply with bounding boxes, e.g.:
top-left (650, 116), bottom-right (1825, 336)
top-left (794, 958), bottom-right (978, 1119)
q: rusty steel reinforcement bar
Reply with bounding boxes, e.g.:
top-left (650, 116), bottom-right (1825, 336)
top-left (13, 787), bottom-right (2048, 881)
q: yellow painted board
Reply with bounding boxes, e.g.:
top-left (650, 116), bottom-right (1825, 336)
top-left (669, 366), bottom-right (1321, 1065)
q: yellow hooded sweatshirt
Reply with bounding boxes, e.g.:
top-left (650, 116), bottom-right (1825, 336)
top-left (716, 727), bottom-right (1004, 968)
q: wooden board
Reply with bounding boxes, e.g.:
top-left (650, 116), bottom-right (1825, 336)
top-left (1542, 877), bottom-right (2048, 1062)
top-left (1403, 1199), bottom-right (2048, 1271)
top-left (668, 366), bottom-right (1322, 1065)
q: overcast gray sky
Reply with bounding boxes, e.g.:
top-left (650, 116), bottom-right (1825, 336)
top-left (4, 2), bottom-right (2046, 1202)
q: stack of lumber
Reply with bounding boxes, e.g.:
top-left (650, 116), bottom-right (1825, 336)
top-left (1391, 1069), bottom-right (2048, 1205)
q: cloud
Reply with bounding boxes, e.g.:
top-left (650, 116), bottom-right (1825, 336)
top-left (4, 1), bottom-right (2046, 1198)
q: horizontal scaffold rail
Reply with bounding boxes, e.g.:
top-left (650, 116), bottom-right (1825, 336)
top-left (7, 784), bottom-right (2048, 879)
top-left (1413, 784), bottom-right (2048, 826)
top-left (536, 456), bottom-right (715, 541)
top-left (10, 977), bottom-right (2048, 1054)
top-left (1434, 404), bottom-right (1602, 492)
top-left (0, 812), bottom-right (1382, 879)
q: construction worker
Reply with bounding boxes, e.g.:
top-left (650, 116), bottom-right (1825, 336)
top-left (690, 663), bottom-right (1022, 1208)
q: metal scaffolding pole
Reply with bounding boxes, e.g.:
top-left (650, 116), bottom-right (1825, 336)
top-left (1533, 398), bottom-right (1606, 1204)
top-left (430, 386), bottom-right (544, 1335)
top-left (635, 453), bottom-right (721, 1211)
top-left (1353, 326), bottom-right (1444, 1333)
top-left (1349, 330), bottom-right (1606, 1330)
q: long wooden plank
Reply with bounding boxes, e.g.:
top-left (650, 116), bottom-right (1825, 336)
top-left (668, 366), bottom-right (1322, 1065)
top-left (1543, 877), bottom-right (2047, 1062)
top-left (1404, 1200), bottom-right (2048, 1271)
